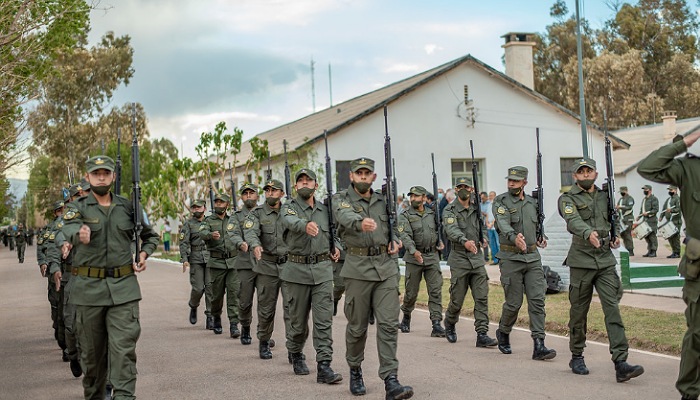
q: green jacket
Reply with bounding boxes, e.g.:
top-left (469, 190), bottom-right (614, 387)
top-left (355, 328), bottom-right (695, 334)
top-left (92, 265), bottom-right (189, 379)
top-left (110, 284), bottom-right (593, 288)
top-left (179, 216), bottom-right (208, 265)
top-left (397, 206), bottom-right (440, 265)
top-left (617, 194), bottom-right (635, 224)
top-left (199, 213), bottom-right (243, 269)
top-left (243, 203), bottom-right (287, 277)
top-left (15, 229), bottom-right (26, 245)
top-left (558, 185), bottom-right (616, 269)
top-left (492, 191), bottom-right (541, 263)
top-left (62, 192), bottom-right (160, 306)
top-left (36, 226), bottom-right (47, 266)
top-left (661, 194), bottom-right (682, 226)
top-left (279, 194), bottom-right (334, 285)
top-left (232, 208), bottom-right (255, 270)
top-left (442, 197), bottom-right (485, 274)
top-left (44, 218), bottom-right (64, 275)
top-left (640, 194), bottom-right (659, 228)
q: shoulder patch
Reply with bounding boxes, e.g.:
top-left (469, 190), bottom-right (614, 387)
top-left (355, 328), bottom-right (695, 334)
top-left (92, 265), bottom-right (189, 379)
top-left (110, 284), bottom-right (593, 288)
top-left (43, 232), bottom-right (50, 238)
top-left (244, 220), bottom-right (254, 229)
top-left (563, 204), bottom-right (575, 214)
top-left (227, 223), bottom-right (234, 231)
top-left (57, 222), bottom-right (63, 229)
top-left (179, 232), bottom-right (185, 240)
top-left (198, 225), bottom-right (206, 231)
top-left (446, 217), bottom-right (455, 224)
top-left (49, 233), bottom-right (55, 240)
top-left (287, 208), bottom-right (296, 215)
top-left (63, 210), bottom-right (79, 220)
top-left (340, 201), bottom-right (351, 208)
top-left (496, 206), bottom-right (506, 215)
top-left (398, 224), bottom-right (405, 232)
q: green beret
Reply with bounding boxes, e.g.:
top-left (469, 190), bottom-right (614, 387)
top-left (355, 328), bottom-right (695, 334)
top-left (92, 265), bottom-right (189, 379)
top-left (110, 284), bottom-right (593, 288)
top-left (573, 157), bottom-right (597, 172)
top-left (408, 185), bottom-right (427, 196)
top-left (295, 168), bottom-right (317, 181)
top-left (350, 157), bottom-right (375, 172)
top-left (263, 179), bottom-right (284, 191)
top-left (505, 166), bottom-right (528, 181)
top-left (86, 155), bottom-right (115, 173)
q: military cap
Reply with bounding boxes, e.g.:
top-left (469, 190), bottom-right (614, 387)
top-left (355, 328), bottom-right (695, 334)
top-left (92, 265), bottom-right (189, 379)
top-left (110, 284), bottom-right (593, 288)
top-left (619, 186), bottom-right (628, 192)
top-left (53, 201), bottom-right (65, 210)
top-left (350, 157), bottom-right (375, 172)
top-left (190, 199), bottom-right (206, 207)
top-left (295, 168), bottom-right (317, 181)
top-left (263, 179), bottom-right (284, 191)
top-left (667, 185), bottom-right (678, 190)
top-left (408, 185), bottom-right (427, 196)
top-left (214, 193), bottom-right (230, 203)
top-left (69, 184), bottom-right (80, 197)
top-left (642, 184), bottom-right (652, 190)
top-left (78, 178), bottom-right (91, 192)
top-left (505, 166), bottom-right (528, 181)
top-left (573, 157), bottom-right (597, 172)
top-left (454, 177), bottom-right (473, 187)
top-left (239, 182), bottom-right (258, 194)
top-left (86, 155), bottom-right (115, 173)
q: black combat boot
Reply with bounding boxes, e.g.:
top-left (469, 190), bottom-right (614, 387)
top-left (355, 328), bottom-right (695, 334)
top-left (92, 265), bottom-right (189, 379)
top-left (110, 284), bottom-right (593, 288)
top-left (230, 322), bottom-right (240, 339)
top-left (317, 361), bottom-right (342, 384)
top-left (384, 375), bottom-right (414, 400)
top-left (569, 354), bottom-right (589, 375)
top-left (496, 329), bottom-right (511, 354)
top-left (399, 313), bottom-right (411, 333)
top-left (240, 326), bottom-right (252, 345)
top-left (69, 358), bottom-right (82, 377)
top-left (333, 299), bottom-right (339, 316)
top-left (291, 352), bottom-right (310, 375)
top-left (614, 360), bottom-right (644, 382)
top-left (62, 349), bottom-right (69, 362)
top-left (476, 333), bottom-right (498, 348)
top-left (105, 383), bottom-right (113, 400)
top-left (681, 394), bottom-right (699, 400)
top-left (189, 307), bottom-right (197, 325)
top-left (532, 338), bottom-right (556, 360)
top-left (288, 351), bottom-right (306, 364)
top-left (628, 250), bottom-right (634, 256)
top-left (213, 316), bottom-right (223, 334)
top-left (430, 320), bottom-right (445, 337)
top-left (349, 367), bottom-right (366, 396)
top-left (205, 315), bottom-right (214, 330)
top-left (259, 340), bottom-right (272, 360)
top-left (444, 321), bottom-right (457, 343)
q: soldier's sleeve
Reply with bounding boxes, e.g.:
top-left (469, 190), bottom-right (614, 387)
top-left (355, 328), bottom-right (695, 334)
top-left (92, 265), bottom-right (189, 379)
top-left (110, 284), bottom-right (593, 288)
top-left (671, 197), bottom-right (681, 214)
top-left (198, 217), bottom-right (214, 241)
top-left (637, 139), bottom-right (687, 187)
top-left (335, 197), bottom-right (363, 232)
top-left (36, 233), bottom-right (46, 266)
top-left (138, 211), bottom-right (161, 257)
top-left (558, 194), bottom-right (594, 240)
top-left (493, 197), bottom-right (516, 242)
top-left (225, 215), bottom-right (245, 249)
top-left (442, 206), bottom-right (466, 245)
top-left (620, 197), bottom-right (633, 213)
top-left (243, 211), bottom-right (262, 248)
top-left (179, 221), bottom-right (190, 263)
top-left (397, 211), bottom-right (417, 255)
top-left (47, 232), bottom-right (65, 276)
top-left (61, 203), bottom-right (84, 245)
top-left (280, 202), bottom-right (307, 234)
top-left (649, 196), bottom-right (659, 216)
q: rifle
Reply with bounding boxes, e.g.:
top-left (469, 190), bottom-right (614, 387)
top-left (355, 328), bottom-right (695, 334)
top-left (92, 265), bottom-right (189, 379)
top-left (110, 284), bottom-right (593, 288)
top-left (469, 140), bottom-right (484, 245)
top-left (266, 150), bottom-right (272, 181)
top-left (603, 111), bottom-right (618, 242)
top-left (115, 127), bottom-right (122, 196)
top-left (431, 153), bottom-right (444, 247)
top-left (533, 128), bottom-right (545, 243)
top-left (229, 162), bottom-right (237, 212)
top-left (131, 103), bottom-right (143, 260)
top-left (323, 130), bottom-right (336, 255)
top-left (383, 106), bottom-right (398, 245)
top-left (283, 139), bottom-right (291, 199)
top-left (392, 158), bottom-right (398, 199)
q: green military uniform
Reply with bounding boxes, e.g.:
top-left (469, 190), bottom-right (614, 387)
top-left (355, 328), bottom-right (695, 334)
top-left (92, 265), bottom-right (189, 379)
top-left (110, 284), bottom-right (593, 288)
top-left (660, 187), bottom-right (682, 257)
top-left (199, 193), bottom-right (244, 336)
top-left (617, 187), bottom-right (635, 255)
top-left (179, 200), bottom-right (212, 325)
top-left (637, 138), bottom-right (700, 399)
top-left (331, 192), bottom-right (347, 316)
top-left (639, 186), bottom-right (659, 256)
top-left (7, 227), bottom-right (14, 250)
top-left (15, 226), bottom-right (27, 263)
top-left (40, 205), bottom-right (64, 348)
top-left (232, 183), bottom-right (259, 343)
top-left (397, 185), bottom-right (444, 332)
top-left (62, 156), bottom-right (160, 400)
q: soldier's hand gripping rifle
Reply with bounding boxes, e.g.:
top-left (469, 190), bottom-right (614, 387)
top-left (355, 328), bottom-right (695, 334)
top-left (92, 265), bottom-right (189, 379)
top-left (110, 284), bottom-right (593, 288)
top-left (533, 128), bottom-right (545, 243)
top-left (229, 162), bottom-right (237, 212)
top-left (431, 153), bottom-right (444, 247)
top-left (131, 103), bottom-right (143, 260)
top-left (323, 130), bottom-right (337, 255)
top-left (603, 112), bottom-right (618, 242)
top-left (115, 127), bottom-right (122, 196)
top-left (383, 106), bottom-right (398, 246)
top-left (469, 140), bottom-right (484, 246)
top-left (283, 140), bottom-right (291, 200)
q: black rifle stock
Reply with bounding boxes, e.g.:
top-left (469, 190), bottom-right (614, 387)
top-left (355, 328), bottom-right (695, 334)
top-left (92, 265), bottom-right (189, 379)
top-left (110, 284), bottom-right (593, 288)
top-left (431, 153), bottom-right (444, 247)
top-left (383, 106), bottom-right (398, 245)
top-left (469, 140), bottom-right (484, 245)
top-left (283, 139), bottom-right (291, 200)
top-left (323, 130), bottom-right (336, 254)
top-left (229, 162), bottom-right (237, 212)
top-left (533, 128), bottom-right (545, 243)
top-left (603, 112), bottom-right (618, 242)
top-left (115, 127), bottom-right (122, 196)
top-left (266, 150), bottom-right (272, 181)
top-left (131, 103), bottom-right (143, 260)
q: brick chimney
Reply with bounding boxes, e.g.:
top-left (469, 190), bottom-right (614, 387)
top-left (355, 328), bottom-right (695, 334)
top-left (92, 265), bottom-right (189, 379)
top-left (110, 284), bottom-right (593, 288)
top-left (662, 110), bottom-right (677, 140)
top-left (501, 32), bottom-right (536, 90)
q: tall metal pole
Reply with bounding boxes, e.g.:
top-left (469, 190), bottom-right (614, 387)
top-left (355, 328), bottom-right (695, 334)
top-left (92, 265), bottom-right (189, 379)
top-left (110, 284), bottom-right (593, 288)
top-left (575, 0), bottom-right (589, 157)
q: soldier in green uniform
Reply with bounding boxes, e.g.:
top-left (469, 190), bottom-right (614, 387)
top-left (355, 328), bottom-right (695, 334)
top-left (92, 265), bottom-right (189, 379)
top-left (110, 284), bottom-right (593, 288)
top-left (660, 185), bottom-right (682, 258)
top-left (616, 186), bottom-right (636, 256)
top-left (334, 157), bottom-right (413, 399)
top-left (199, 193), bottom-right (246, 337)
top-left (180, 199), bottom-right (212, 328)
top-left (15, 223), bottom-right (27, 263)
top-left (558, 157), bottom-right (644, 382)
top-left (39, 201), bottom-right (64, 348)
top-left (61, 155), bottom-right (160, 400)
top-left (243, 179), bottom-right (288, 360)
top-left (279, 168), bottom-right (343, 383)
top-left (442, 176), bottom-right (497, 348)
top-left (492, 166), bottom-right (556, 360)
top-left (397, 185), bottom-right (445, 337)
top-left (637, 131), bottom-right (700, 400)
top-left (638, 184), bottom-right (659, 257)
top-left (332, 237), bottom-right (346, 316)
top-left (232, 183), bottom-right (259, 345)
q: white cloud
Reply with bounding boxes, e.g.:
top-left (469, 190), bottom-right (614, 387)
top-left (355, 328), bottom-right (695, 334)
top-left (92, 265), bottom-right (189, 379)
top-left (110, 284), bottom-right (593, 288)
top-left (382, 63), bottom-right (421, 73)
top-left (424, 44), bottom-right (442, 55)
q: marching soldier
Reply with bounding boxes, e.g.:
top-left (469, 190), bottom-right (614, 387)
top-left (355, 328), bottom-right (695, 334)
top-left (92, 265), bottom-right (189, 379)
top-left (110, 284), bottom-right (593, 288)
top-left (558, 157), bottom-right (644, 382)
top-left (15, 223), bottom-right (27, 263)
top-left (232, 183), bottom-right (259, 345)
top-left (334, 157), bottom-right (413, 399)
top-left (442, 176), bottom-right (497, 348)
top-left (639, 184), bottom-right (659, 257)
top-left (180, 199), bottom-right (213, 328)
top-left (660, 185), bottom-right (682, 259)
top-left (492, 166), bottom-right (555, 360)
top-left (38, 201), bottom-right (64, 348)
top-left (616, 186), bottom-right (635, 256)
top-left (397, 185), bottom-right (445, 337)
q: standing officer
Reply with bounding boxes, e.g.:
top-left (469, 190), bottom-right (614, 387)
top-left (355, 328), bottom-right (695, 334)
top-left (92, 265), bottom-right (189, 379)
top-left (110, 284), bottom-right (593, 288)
top-left (15, 223), bottom-right (27, 263)
top-left (616, 186), bottom-right (635, 255)
top-left (180, 199), bottom-right (212, 328)
top-left (659, 185), bottom-right (682, 259)
top-left (442, 177), bottom-right (497, 348)
top-left (639, 184), bottom-right (659, 257)
top-left (61, 155), bottom-right (160, 399)
top-left (199, 193), bottom-right (246, 337)
top-left (243, 179), bottom-right (289, 360)
top-left (492, 166), bottom-right (555, 360)
top-left (637, 131), bottom-right (700, 400)
top-left (232, 183), bottom-right (259, 345)
top-left (397, 185), bottom-right (445, 337)
top-left (279, 168), bottom-right (343, 383)
top-left (558, 157), bottom-right (644, 382)
top-left (334, 157), bottom-right (413, 399)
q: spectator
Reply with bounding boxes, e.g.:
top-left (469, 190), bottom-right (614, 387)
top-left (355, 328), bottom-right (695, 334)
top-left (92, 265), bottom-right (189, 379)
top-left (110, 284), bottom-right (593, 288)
top-left (163, 221), bottom-right (172, 253)
top-left (480, 192), bottom-right (490, 262)
top-left (487, 191), bottom-right (499, 265)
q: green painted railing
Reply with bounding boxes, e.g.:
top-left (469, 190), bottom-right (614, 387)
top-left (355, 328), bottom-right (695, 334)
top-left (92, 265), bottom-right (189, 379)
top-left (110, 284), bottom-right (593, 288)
top-left (620, 252), bottom-right (684, 290)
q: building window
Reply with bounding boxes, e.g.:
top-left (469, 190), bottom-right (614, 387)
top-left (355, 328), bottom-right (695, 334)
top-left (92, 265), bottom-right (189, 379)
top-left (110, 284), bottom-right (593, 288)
top-left (560, 157), bottom-right (578, 191)
top-left (451, 159), bottom-right (483, 190)
top-left (335, 160), bottom-right (351, 191)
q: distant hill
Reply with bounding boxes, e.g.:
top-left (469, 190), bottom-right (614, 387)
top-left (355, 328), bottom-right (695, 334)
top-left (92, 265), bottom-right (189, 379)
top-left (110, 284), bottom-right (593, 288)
top-left (7, 178), bottom-right (27, 201)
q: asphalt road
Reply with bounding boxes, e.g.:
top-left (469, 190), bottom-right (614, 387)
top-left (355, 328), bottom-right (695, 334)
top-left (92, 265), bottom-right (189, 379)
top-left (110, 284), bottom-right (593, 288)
top-left (0, 245), bottom-right (682, 400)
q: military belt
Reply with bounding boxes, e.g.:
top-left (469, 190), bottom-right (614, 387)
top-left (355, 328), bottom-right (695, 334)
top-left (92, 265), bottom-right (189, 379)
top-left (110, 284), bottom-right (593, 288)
top-left (261, 252), bottom-right (288, 264)
top-left (572, 235), bottom-right (610, 248)
top-left (420, 245), bottom-right (436, 254)
top-left (347, 245), bottom-right (387, 257)
top-left (288, 253), bottom-right (330, 264)
top-left (191, 244), bottom-right (206, 251)
top-left (209, 250), bottom-right (235, 259)
top-left (500, 244), bottom-right (538, 254)
top-left (72, 265), bottom-right (133, 279)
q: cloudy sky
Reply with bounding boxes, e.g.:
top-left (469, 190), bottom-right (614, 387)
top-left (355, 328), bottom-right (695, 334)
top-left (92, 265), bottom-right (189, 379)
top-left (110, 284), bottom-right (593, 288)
top-left (83, 0), bottom-right (616, 160)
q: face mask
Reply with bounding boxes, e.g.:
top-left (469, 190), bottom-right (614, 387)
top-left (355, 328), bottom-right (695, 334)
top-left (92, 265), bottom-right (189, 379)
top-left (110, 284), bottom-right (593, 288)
top-left (92, 185), bottom-right (110, 196)
top-left (577, 179), bottom-right (595, 190)
top-left (643, 190), bottom-right (650, 196)
top-left (297, 187), bottom-right (315, 200)
top-left (438, 193), bottom-right (444, 201)
top-left (266, 197), bottom-right (280, 206)
top-left (508, 187), bottom-right (522, 196)
top-left (457, 189), bottom-right (469, 201)
top-left (354, 182), bottom-right (371, 194)
top-left (214, 206), bottom-right (227, 215)
top-left (621, 192), bottom-right (627, 196)
top-left (243, 199), bottom-right (257, 209)
top-left (668, 191), bottom-right (675, 196)
top-left (193, 211), bottom-right (204, 219)
top-left (410, 200), bottom-right (422, 209)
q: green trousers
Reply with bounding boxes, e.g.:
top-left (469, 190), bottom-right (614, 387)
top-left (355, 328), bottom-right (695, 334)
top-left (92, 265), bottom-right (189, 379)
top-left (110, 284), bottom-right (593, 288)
top-left (188, 262), bottom-right (212, 316)
top-left (645, 231), bottom-right (658, 252)
top-left (568, 266), bottom-right (628, 361)
top-left (498, 259), bottom-right (546, 338)
top-left (237, 269), bottom-right (257, 328)
top-left (209, 268), bottom-right (239, 323)
top-left (677, 278), bottom-right (700, 398)
top-left (47, 274), bottom-right (61, 346)
top-left (668, 233), bottom-right (682, 255)
top-left (255, 273), bottom-right (287, 342)
top-left (445, 266), bottom-right (490, 334)
top-left (401, 262), bottom-right (443, 321)
top-left (344, 277), bottom-right (400, 380)
top-left (283, 280), bottom-right (334, 362)
top-left (620, 226), bottom-right (634, 254)
top-left (333, 262), bottom-right (345, 302)
top-left (75, 301), bottom-right (141, 400)
top-left (62, 277), bottom-right (79, 361)
top-left (16, 242), bottom-right (25, 262)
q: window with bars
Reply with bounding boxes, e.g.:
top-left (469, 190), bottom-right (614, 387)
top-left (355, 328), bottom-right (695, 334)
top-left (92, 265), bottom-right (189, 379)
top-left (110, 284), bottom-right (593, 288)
top-left (451, 159), bottom-right (484, 190)
top-left (560, 157), bottom-right (578, 191)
